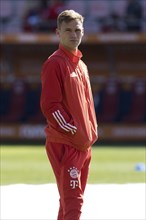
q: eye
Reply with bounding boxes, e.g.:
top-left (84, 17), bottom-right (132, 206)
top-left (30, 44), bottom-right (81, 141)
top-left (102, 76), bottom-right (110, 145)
top-left (76, 29), bottom-right (81, 32)
top-left (65, 28), bottom-right (71, 32)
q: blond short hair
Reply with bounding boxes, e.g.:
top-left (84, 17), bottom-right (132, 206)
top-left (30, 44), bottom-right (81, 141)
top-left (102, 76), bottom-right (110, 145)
top-left (57, 10), bottom-right (84, 28)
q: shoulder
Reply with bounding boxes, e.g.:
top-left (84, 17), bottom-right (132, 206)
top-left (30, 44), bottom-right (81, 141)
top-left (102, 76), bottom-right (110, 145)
top-left (79, 59), bottom-right (90, 78)
top-left (80, 59), bottom-right (88, 71)
top-left (43, 50), bottom-right (66, 68)
top-left (41, 50), bottom-right (67, 80)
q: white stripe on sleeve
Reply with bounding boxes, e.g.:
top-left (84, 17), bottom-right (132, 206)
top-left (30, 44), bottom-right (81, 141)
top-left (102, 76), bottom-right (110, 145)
top-left (52, 110), bottom-right (77, 132)
top-left (52, 112), bottom-right (69, 132)
top-left (57, 110), bottom-right (77, 130)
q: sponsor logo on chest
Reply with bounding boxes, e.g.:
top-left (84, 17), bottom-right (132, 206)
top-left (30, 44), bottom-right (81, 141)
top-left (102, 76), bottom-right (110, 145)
top-left (70, 72), bottom-right (78, 77)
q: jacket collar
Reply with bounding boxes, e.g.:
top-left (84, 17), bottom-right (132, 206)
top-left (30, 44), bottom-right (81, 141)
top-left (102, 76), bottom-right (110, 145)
top-left (59, 44), bottom-right (82, 63)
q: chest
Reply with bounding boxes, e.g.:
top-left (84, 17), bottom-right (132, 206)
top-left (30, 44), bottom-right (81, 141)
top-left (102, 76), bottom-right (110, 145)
top-left (63, 60), bottom-right (92, 99)
top-left (66, 60), bottom-right (89, 87)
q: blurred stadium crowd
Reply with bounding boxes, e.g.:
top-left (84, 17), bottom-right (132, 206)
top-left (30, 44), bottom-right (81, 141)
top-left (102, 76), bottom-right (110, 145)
top-left (0, 0), bottom-right (146, 128)
top-left (1, 0), bottom-right (146, 33)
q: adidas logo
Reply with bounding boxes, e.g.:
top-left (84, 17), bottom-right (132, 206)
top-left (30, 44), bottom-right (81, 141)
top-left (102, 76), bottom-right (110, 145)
top-left (70, 72), bottom-right (78, 77)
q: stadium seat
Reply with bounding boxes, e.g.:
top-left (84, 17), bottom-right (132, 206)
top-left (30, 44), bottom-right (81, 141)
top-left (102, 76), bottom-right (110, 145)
top-left (1, 80), bottom-right (28, 123)
top-left (92, 81), bottom-right (104, 119)
top-left (24, 83), bottom-right (45, 124)
top-left (123, 79), bottom-right (146, 123)
top-left (116, 80), bottom-right (133, 122)
top-left (98, 78), bottom-right (120, 122)
top-left (0, 83), bottom-right (11, 117)
top-left (22, 83), bottom-right (40, 121)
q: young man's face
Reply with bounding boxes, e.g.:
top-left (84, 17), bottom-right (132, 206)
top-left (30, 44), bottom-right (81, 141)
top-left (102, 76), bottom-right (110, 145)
top-left (56, 19), bottom-right (84, 52)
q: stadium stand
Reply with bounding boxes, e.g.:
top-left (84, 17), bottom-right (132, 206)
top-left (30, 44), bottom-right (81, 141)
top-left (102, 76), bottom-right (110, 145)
top-left (1, 39), bottom-right (145, 125)
top-left (1, 0), bottom-right (146, 33)
top-left (23, 0), bottom-right (65, 32)
top-left (0, 0), bottom-right (13, 32)
top-left (1, 0), bottom-right (146, 142)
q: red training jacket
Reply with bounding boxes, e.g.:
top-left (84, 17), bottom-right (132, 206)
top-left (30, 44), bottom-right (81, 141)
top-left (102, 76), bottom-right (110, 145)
top-left (40, 44), bottom-right (98, 151)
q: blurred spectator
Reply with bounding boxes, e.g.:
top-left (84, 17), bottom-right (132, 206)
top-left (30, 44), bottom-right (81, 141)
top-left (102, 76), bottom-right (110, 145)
top-left (0, 0), bottom-right (13, 32)
top-left (110, 13), bottom-right (124, 32)
top-left (125, 0), bottom-right (143, 32)
top-left (141, 0), bottom-right (146, 32)
top-left (109, 0), bottom-right (127, 31)
top-left (64, 0), bottom-right (85, 16)
top-left (24, 0), bottom-right (64, 32)
top-left (23, 1), bottom-right (44, 32)
top-left (89, 0), bottom-right (110, 33)
top-left (46, 0), bottom-right (65, 31)
top-left (1, 0), bottom-right (145, 33)
top-left (23, 0), bottom-right (65, 32)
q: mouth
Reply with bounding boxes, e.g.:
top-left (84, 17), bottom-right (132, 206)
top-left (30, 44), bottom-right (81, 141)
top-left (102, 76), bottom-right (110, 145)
top-left (70, 37), bottom-right (77, 40)
top-left (70, 39), bottom-right (78, 43)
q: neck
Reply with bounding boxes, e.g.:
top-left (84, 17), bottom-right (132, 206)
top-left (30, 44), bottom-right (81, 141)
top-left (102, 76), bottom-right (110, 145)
top-left (61, 44), bottom-right (78, 54)
top-left (71, 48), bottom-right (78, 55)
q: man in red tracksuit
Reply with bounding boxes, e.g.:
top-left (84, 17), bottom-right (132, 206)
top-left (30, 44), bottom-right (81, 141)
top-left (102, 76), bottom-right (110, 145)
top-left (40, 10), bottom-right (98, 220)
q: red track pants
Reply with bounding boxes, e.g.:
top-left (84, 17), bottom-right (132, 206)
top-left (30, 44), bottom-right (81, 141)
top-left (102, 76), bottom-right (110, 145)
top-left (46, 141), bottom-right (91, 220)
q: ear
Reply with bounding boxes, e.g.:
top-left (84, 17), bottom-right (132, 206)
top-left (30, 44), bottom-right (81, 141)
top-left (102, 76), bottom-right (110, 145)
top-left (82, 28), bottom-right (84, 36)
top-left (56, 28), bottom-right (60, 37)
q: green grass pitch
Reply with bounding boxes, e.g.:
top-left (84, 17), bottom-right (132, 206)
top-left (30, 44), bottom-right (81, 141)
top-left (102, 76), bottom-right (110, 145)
top-left (1, 145), bottom-right (145, 185)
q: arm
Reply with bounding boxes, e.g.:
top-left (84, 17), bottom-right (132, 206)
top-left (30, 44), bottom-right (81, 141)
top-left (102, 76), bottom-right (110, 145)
top-left (40, 58), bottom-right (77, 135)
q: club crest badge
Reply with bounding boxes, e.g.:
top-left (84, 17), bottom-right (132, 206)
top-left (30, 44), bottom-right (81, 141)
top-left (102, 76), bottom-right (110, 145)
top-left (68, 167), bottom-right (79, 179)
top-left (68, 167), bottom-right (79, 189)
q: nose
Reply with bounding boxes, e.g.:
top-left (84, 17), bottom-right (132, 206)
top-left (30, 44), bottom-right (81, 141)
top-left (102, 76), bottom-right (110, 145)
top-left (70, 31), bottom-right (77, 38)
